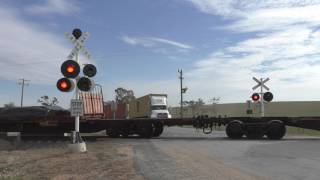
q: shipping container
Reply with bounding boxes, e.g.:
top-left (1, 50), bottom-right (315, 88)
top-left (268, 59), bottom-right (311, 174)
top-left (104, 102), bottom-right (127, 119)
top-left (129, 94), bottom-right (171, 118)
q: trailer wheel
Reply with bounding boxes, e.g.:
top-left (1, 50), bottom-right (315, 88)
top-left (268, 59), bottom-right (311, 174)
top-left (138, 123), bottom-right (153, 138)
top-left (266, 120), bottom-right (286, 140)
top-left (120, 130), bottom-right (129, 138)
top-left (153, 122), bottom-right (164, 137)
top-left (106, 129), bottom-right (120, 138)
top-left (226, 120), bottom-right (244, 139)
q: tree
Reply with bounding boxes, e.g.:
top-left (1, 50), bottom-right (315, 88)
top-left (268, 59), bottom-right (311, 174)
top-left (4, 102), bottom-right (15, 108)
top-left (184, 98), bottom-right (206, 116)
top-left (209, 97), bottom-right (220, 117)
top-left (195, 98), bottom-right (205, 115)
top-left (184, 100), bottom-right (197, 116)
top-left (38, 95), bottom-right (59, 106)
top-left (115, 87), bottom-right (135, 104)
top-left (195, 98), bottom-right (205, 106)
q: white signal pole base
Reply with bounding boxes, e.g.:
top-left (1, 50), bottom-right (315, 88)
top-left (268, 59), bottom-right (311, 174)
top-left (68, 131), bottom-right (87, 153)
top-left (68, 142), bottom-right (87, 153)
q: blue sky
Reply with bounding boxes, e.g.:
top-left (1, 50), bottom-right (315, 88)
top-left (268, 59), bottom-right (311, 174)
top-left (1, 0), bottom-right (320, 107)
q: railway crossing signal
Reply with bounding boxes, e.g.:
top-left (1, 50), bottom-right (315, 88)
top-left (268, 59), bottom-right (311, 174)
top-left (251, 77), bottom-right (273, 117)
top-left (57, 35), bottom-right (97, 93)
top-left (57, 28), bottom-right (96, 152)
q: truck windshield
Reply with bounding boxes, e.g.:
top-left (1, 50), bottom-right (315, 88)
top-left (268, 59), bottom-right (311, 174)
top-left (151, 105), bottom-right (167, 110)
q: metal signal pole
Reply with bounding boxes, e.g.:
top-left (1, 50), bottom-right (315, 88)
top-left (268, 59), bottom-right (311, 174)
top-left (260, 78), bottom-right (265, 117)
top-left (18, 78), bottom-right (30, 107)
top-left (75, 52), bottom-right (80, 134)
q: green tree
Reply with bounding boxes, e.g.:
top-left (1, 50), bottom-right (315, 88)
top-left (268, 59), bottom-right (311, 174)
top-left (4, 102), bottom-right (15, 108)
top-left (115, 87), bottom-right (135, 104)
top-left (38, 95), bottom-right (59, 106)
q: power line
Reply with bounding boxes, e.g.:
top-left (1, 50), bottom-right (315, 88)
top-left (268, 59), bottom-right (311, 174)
top-left (18, 78), bottom-right (30, 107)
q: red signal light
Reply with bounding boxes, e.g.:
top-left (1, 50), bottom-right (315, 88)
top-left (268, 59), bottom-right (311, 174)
top-left (66, 65), bottom-right (75, 73)
top-left (251, 93), bottom-right (260, 102)
top-left (61, 60), bottom-right (80, 78)
top-left (57, 78), bottom-right (74, 92)
top-left (60, 81), bottom-right (68, 89)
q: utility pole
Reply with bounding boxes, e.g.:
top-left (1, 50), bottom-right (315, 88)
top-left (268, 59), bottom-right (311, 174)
top-left (178, 70), bottom-right (183, 119)
top-left (178, 70), bottom-right (187, 119)
top-left (18, 78), bottom-right (30, 107)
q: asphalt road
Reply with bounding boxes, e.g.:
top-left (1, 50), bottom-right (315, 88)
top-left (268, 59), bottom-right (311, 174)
top-left (132, 127), bottom-right (320, 180)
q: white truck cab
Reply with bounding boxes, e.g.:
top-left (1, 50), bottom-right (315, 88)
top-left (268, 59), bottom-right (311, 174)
top-left (150, 95), bottom-right (172, 119)
top-left (129, 94), bottom-right (172, 119)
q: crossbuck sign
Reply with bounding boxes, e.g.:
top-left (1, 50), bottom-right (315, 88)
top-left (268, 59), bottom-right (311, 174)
top-left (65, 32), bottom-right (91, 60)
top-left (252, 77), bottom-right (270, 91)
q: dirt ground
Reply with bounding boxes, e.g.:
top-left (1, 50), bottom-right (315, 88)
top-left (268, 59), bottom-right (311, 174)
top-left (4, 127), bottom-right (317, 180)
top-left (0, 138), bottom-right (144, 180)
top-left (0, 135), bottom-right (266, 180)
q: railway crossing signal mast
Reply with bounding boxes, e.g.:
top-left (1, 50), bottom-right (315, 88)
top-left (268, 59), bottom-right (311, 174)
top-left (57, 28), bottom-right (97, 152)
top-left (252, 77), bottom-right (273, 117)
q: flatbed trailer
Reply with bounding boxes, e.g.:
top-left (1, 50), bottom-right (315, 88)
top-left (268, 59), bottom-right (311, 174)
top-left (2, 109), bottom-right (320, 140)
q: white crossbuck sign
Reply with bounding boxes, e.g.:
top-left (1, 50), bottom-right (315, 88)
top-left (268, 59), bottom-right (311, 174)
top-left (65, 32), bottom-right (91, 59)
top-left (252, 77), bottom-right (270, 91)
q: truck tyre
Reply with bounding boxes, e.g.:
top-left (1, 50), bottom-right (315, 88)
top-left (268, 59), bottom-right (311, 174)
top-left (266, 120), bottom-right (286, 140)
top-left (226, 120), bottom-right (244, 139)
top-left (138, 123), bottom-right (153, 138)
top-left (153, 122), bottom-right (164, 137)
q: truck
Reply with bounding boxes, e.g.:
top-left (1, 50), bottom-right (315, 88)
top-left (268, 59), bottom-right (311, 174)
top-left (128, 94), bottom-right (172, 119)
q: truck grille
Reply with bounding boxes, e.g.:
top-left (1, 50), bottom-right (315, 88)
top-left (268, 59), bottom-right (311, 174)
top-left (157, 113), bottom-right (168, 118)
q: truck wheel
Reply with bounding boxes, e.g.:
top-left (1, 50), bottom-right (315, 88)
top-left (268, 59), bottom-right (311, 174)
top-left (226, 121), bottom-right (244, 139)
top-left (153, 122), bottom-right (164, 137)
top-left (266, 120), bottom-right (286, 140)
top-left (138, 123), bottom-right (153, 138)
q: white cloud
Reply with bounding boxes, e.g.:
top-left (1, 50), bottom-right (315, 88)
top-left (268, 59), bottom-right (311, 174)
top-left (121, 35), bottom-right (194, 52)
top-left (0, 5), bottom-right (70, 84)
top-left (184, 0), bottom-right (320, 103)
top-left (25, 0), bottom-right (80, 15)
